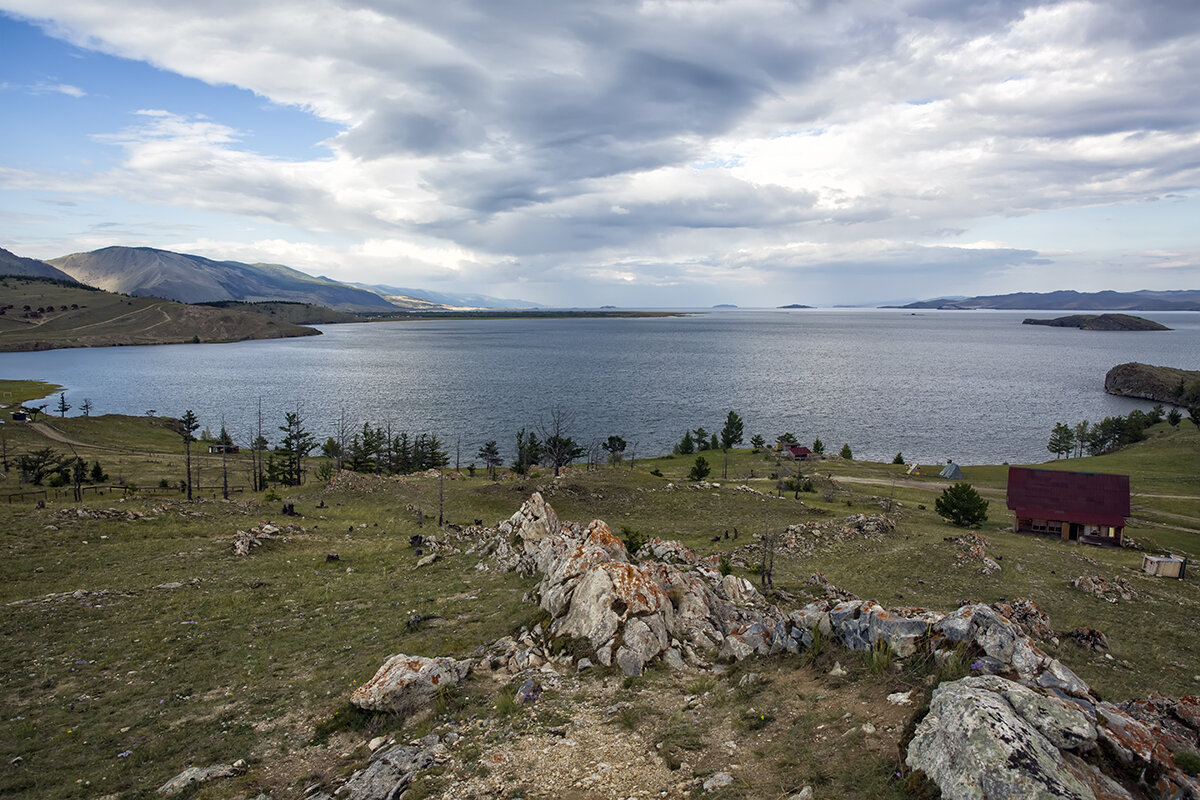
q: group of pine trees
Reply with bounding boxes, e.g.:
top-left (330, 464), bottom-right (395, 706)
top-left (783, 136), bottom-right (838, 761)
top-left (1046, 405), bottom-right (1178, 458)
top-left (319, 422), bottom-right (450, 477)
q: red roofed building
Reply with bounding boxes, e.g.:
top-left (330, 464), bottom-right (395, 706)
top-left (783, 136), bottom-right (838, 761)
top-left (782, 444), bottom-right (813, 461)
top-left (1006, 467), bottom-right (1130, 547)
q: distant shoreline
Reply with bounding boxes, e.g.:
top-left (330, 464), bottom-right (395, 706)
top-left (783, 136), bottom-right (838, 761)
top-left (358, 309), bottom-right (691, 321)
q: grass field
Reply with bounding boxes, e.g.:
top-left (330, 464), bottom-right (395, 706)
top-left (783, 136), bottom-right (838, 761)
top-left (1, 380), bottom-right (1198, 799)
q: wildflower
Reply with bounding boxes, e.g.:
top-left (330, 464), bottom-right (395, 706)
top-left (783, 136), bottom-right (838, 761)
top-left (117, 750), bottom-right (133, 758)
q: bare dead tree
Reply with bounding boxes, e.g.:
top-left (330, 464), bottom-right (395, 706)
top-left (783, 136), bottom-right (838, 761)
top-left (438, 467), bottom-right (445, 527)
top-left (760, 524), bottom-right (776, 591)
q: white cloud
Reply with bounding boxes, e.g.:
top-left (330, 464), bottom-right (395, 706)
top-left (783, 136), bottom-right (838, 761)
top-left (2, 0), bottom-right (1200, 302)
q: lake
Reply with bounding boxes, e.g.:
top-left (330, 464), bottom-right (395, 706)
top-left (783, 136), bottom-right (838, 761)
top-left (2, 309), bottom-right (1198, 466)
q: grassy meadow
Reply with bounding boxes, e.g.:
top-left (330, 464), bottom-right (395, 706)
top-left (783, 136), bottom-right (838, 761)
top-left (2, 381), bottom-right (1198, 799)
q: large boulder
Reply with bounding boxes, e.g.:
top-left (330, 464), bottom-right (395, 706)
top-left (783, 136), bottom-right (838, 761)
top-left (350, 654), bottom-right (472, 715)
top-left (157, 761), bottom-right (246, 796)
top-left (332, 735), bottom-right (442, 800)
top-left (906, 676), bottom-right (1102, 800)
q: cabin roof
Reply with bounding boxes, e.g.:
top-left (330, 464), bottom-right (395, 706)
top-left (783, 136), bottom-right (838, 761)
top-left (1006, 467), bottom-right (1130, 527)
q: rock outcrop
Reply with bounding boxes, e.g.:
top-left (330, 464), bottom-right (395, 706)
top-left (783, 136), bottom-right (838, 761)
top-left (340, 494), bottom-right (1200, 800)
top-left (350, 654), bottom-right (472, 715)
top-left (157, 761), bottom-right (246, 795)
top-left (498, 493), bottom-right (774, 674)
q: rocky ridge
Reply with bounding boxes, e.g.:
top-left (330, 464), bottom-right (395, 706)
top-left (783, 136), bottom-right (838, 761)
top-left (304, 494), bottom-right (1199, 800)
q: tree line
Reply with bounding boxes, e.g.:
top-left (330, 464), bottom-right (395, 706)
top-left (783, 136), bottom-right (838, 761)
top-left (1046, 403), bottom-right (1199, 459)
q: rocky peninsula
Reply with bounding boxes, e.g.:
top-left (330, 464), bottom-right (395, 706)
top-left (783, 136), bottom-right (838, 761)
top-left (1105, 362), bottom-right (1200, 403)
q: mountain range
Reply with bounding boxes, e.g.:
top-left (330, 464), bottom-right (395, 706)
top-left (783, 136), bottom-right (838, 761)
top-left (350, 282), bottom-right (543, 309)
top-left (893, 289), bottom-right (1200, 311)
top-left (46, 247), bottom-right (397, 312)
top-left (1, 245), bottom-right (540, 312)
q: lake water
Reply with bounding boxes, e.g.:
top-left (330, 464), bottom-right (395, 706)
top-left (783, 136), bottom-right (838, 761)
top-left (2, 309), bottom-right (1198, 466)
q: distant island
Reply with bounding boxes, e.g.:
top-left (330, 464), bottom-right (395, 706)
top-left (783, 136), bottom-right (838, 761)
top-left (712, 304), bottom-right (738, 309)
top-left (1022, 314), bottom-right (1170, 331)
top-left (777, 304), bottom-right (813, 309)
top-left (888, 289), bottom-right (1200, 311)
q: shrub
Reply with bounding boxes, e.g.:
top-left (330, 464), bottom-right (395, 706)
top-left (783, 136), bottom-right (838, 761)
top-left (621, 526), bottom-right (647, 556)
top-left (935, 482), bottom-right (989, 527)
top-left (1176, 750), bottom-right (1200, 776)
top-left (688, 456), bottom-right (711, 482)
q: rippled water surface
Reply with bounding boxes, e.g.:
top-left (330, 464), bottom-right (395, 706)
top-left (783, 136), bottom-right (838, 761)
top-left (3, 309), bottom-right (1198, 465)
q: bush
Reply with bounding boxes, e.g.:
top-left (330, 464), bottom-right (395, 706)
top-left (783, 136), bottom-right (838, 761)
top-left (935, 482), bottom-right (989, 527)
top-left (621, 526), bottom-right (647, 556)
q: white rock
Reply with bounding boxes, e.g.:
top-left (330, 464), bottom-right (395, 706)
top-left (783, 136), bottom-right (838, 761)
top-left (703, 771), bottom-right (734, 791)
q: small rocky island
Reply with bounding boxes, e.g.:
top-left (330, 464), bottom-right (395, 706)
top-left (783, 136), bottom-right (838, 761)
top-left (1022, 313), bottom-right (1169, 331)
top-left (777, 303), bottom-right (813, 309)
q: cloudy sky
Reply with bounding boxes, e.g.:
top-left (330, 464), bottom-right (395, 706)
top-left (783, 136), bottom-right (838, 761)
top-left (1, 0), bottom-right (1198, 306)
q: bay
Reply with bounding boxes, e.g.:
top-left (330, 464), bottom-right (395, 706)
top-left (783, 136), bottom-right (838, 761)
top-left (2, 309), bottom-right (1198, 466)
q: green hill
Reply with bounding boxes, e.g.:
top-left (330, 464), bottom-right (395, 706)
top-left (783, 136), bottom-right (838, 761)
top-left (0, 276), bottom-right (319, 351)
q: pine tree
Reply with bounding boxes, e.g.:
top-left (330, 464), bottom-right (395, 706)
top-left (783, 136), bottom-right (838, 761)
top-left (676, 430), bottom-right (695, 455)
top-left (935, 482), bottom-right (989, 527)
top-left (839, 443), bottom-right (853, 460)
top-left (478, 440), bottom-right (502, 480)
top-left (1047, 422), bottom-right (1074, 459)
top-left (178, 410), bottom-right (200, 500)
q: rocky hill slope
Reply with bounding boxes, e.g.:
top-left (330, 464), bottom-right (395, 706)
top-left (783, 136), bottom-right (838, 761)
top-left (0, 246), bottom-right (77, 282)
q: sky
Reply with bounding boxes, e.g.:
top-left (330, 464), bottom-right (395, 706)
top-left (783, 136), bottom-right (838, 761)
top-left (1, 0), bottom-right (1199, 307)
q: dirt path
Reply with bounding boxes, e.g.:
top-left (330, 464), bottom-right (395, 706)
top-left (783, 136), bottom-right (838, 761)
top-left (27, 422), bottom-right (98, 449)
top-left (835, 474), bottom-right (1007, 497)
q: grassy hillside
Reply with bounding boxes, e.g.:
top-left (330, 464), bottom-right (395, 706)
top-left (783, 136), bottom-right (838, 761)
top-left (197, 300), bottom-right (365, 325)
top-left (1, 396), bottom-right (1197, 799)
top-left (0, 276), bottom-right (320, 351)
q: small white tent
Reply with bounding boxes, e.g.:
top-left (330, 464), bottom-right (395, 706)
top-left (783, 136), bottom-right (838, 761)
top-left (940, 461), bottom-right (964, 479)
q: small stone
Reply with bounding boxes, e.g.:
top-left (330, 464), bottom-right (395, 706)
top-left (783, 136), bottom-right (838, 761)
top-left (861, 722), bottom-right (876, 735)
top-left (887, 691), bottom-right (912, 705)
top-left (577, 658), bottom-right (594, 672)
top-left (788, 788), bottom-right (814, 800)
top-left (703, 772), bottom-right (733, 791)
top-left (368, 736), bottom-right (387, 751)
top-left (829, 661), bottom-right (847, 677)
